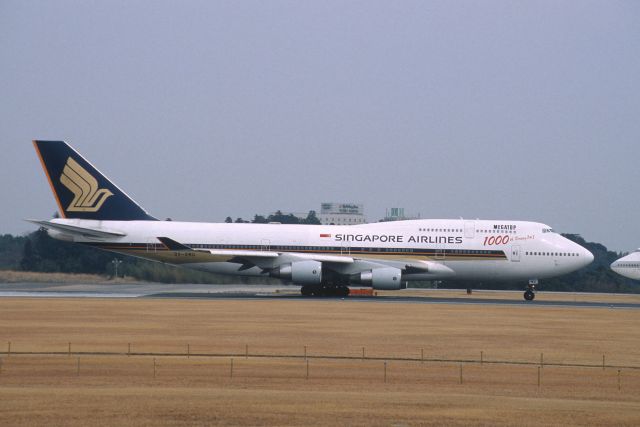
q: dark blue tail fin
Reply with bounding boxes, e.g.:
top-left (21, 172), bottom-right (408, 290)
top-left (33, 140), bottom-right (156, 221)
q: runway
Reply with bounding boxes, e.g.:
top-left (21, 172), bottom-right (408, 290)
top-left (150, 292), bottom-right (640, 309)
top-left (1, 282), bottom-right (639, 309)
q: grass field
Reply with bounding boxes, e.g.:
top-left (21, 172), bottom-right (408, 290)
top-left (0, 270), bottom-right (112, 283)
top-left (1, 297), bottom-right (639, 426)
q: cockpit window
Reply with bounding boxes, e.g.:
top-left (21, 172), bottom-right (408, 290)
top-left (542, 228), bottom-right (555, 233)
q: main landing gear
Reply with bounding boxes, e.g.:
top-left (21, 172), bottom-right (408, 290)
top-left (524, 281), bottom-right (537, 301)
top-left (300, 284), bottom-right (350, 297)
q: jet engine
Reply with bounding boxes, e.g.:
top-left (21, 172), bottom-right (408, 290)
top-left (270, 260), bottom-right (322, 285)
top-left (352, 267), bottom-right (404, 290)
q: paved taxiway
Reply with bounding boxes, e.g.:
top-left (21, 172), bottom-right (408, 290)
top-left (1, 282), bottom-right (639, 309)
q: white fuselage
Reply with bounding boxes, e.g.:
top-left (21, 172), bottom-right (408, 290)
top-left (48, 217), bottom-right (593, 283)
top-left (611, 250), bottom-right (640, 280)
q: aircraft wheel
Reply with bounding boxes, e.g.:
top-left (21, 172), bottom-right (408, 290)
top-left (301, 285), bottom-right (348, 297)
top-left (314, 285), bottom-right (329, 297)
top-left (328, 286), bottom-right (341, 297)
top-left (338, 286), bottom-right (350, 297)
top-left (524, 290), bottom-right (535, 301)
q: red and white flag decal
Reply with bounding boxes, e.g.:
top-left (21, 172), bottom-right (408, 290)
top-left (320, 233), bottom-right (331, 238)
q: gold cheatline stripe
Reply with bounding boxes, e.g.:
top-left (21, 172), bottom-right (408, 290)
top-left (89, 244), bottom-right (506, 259)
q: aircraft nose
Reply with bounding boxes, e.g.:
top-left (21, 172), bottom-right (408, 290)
top-left (581, 247), bottom-right (594, 266)
top-left (610, 260), bottom-right (619, 272)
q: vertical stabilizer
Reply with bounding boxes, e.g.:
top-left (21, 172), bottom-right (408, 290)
top-left (33, 140), bottom-right (156, 221)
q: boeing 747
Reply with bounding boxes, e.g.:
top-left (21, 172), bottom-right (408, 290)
top-left (611, 250), bottom-right (640, 280)
top-left (29, 140), bottom-right (594, 300)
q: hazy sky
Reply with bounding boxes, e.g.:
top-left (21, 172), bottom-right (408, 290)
top-left (1, 1), bottom-right (639, 252)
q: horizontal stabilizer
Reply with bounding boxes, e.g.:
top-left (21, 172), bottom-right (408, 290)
top-left (25, 219), bottom-right (126, 238)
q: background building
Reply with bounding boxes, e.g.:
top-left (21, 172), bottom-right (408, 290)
top-left (381, 207), bottom-right (420, 222)
top-left (319, 203), bottom-right (366, 225)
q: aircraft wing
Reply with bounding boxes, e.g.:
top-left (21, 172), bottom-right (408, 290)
top-left (157, 237), bottom-right (354, 270)
top-left (155, 237), bottom-right (450, 276)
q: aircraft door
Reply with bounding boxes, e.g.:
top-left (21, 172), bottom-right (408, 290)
top-left (464, 221), bottom-right (475, 239)
top-left (435, 248), bottom-right (445, 260)
top-left (146, 237), bottom-right (157, 253)
top-left (261, 239), bottom-right (270, 251)
top-left (511, 245), bottom-right (521, 262)
top-left (340, 242), bottom-right (351, 255)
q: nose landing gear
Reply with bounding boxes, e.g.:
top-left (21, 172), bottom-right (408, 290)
top-left (524, 280), bottom-right (537, 301)
top-left (524, 288), bottom-right (535, 301)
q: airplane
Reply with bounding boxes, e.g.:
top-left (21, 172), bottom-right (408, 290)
top-left (611, 250), bottom-right (640, 280)
top-left (29, 140), bottom-right (594, 301)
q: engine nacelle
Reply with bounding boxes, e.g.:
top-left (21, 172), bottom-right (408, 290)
top-left (352, 267), bottom-right (403, 290)
top-left (271, 260), bottom-right (322, 285)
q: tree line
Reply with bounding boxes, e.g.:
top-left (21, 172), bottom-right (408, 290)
top-left (224, 210), bottom-right (321, 225)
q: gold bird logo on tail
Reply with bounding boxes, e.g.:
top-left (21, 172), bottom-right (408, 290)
top-left (60, 157), bottom-right (113, 212)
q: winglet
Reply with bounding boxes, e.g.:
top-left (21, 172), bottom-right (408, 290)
top-left (157, 237), bottom-right (193, 251)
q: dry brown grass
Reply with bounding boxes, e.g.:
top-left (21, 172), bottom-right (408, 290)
top-left (0, 270), bottom-right (112, 283)
top-left (1, 298), bottom-right (639, 426)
